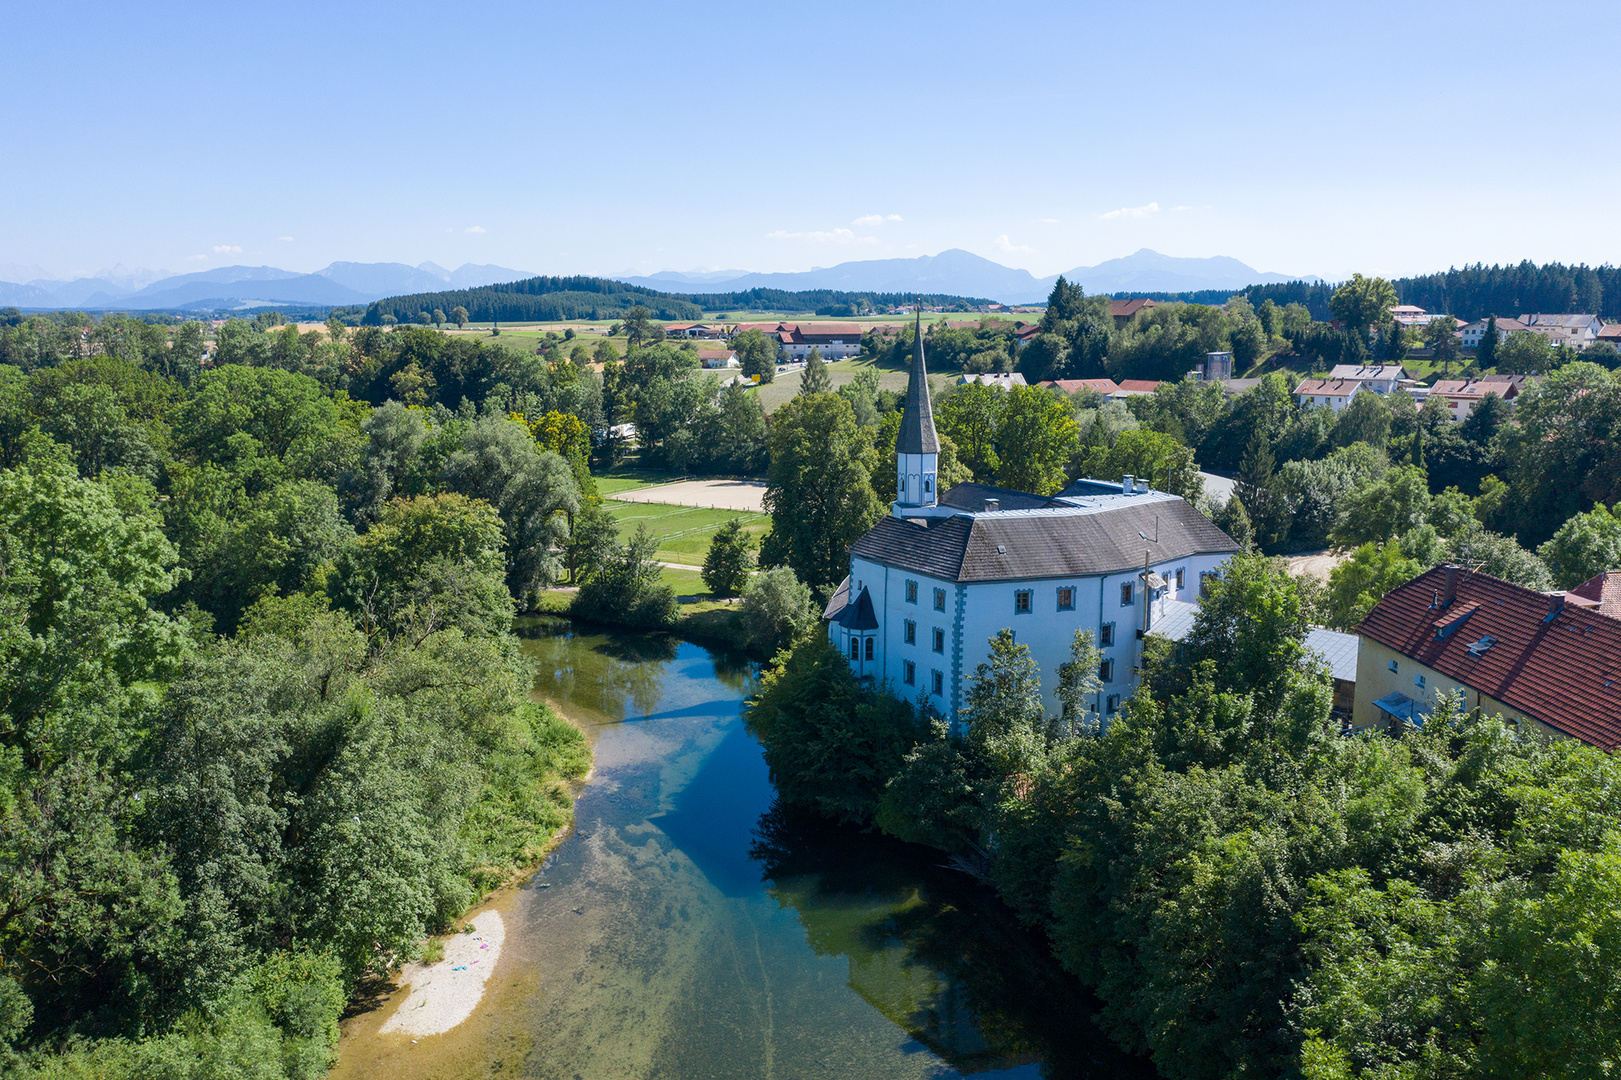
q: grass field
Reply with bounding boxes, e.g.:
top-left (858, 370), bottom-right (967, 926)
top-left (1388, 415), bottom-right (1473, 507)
top-left (751, 355), bottom-right (950, 413)
top-left (603, 499), bottom-right (769, 567)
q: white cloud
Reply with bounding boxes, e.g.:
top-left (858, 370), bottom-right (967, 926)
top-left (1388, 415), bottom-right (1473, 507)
top-left (464, 225), bottom-right (487, 233)
top-left (766, 227), bottom-right (877, 245)
top-left (212, 244), bottom-right (243, 254)
top-left (852, 213), bottom-right (903, 227)
top-left (993, 234), bottom-right (1032, 253)
top-left (1099, 202), bottom-right (1160, 221)
top-left (278, 235), bottom-right (294, 242)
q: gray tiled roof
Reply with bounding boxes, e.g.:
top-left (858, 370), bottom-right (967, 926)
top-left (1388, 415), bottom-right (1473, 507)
top-left (851, 495), bottom-right (1239, 582)
top-left (940, 481), bottom-right (1053, 512)
top-left (1305, 628), bottom-right (1360, 683)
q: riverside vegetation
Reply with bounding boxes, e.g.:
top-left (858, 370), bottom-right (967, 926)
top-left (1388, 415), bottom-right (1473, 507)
top-left (0, 318), bottom-right (598, 1076)
top-left (748, 553), bottom-right (1621, 1080)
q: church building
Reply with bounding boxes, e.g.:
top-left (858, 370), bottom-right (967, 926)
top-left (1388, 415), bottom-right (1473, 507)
top-left (825, 315), bottom-right (1241, 720)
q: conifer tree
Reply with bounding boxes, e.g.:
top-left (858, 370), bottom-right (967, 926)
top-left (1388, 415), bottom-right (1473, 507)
top-left (798, 348), bottom-right (832, 395)
top-left (1478, 314), bottom-right (1499, 369)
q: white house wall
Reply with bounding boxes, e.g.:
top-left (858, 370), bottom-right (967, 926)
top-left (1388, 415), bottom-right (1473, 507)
top-left (837, 550), bottom-right (1232, 722)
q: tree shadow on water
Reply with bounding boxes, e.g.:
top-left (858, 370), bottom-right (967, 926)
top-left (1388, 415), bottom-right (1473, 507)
top-left (750, 802), bottom-right (1157, 1080)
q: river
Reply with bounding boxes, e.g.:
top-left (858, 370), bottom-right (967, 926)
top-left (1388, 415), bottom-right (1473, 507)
top-left (331, 619), bottom-right (1153, 1080)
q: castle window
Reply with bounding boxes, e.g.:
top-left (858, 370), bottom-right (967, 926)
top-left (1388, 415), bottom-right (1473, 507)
top-left (933, 628), bottom-right (945, 653)
top-left (864, 637), bottom-right (875, 661)
top-left (934, 587), bottom-right (947, 612)
top-left (1121, 582), bottom-right (1134, 606)
top-left (1100, 622), bottom-right (1115, 646)
top-left (904, 619), bottom-right (916, 645)
top-left (850, 639), bottom-right (860, 661)
top-left (1014, 590), bottom-right (1032, 614)
top-left (1175, 568), bottom-right (1185, 590)
top-left (905, 580), bottom-right (918, 604)
top-left (1415, 673), bottom-right (1425, 689)
top-left (1106, 694), bottom-right (1120, 714)
top-left (932, 670), bottom-right (944, 696)
top-left (1100, 660), bottom-right (1114, 682)
top-left (904, 660), bottom-right (916, 686)
top-left (1057, 587), bottom-right (1075, 611)
top-left (924, 477), bottom-right (933, 493)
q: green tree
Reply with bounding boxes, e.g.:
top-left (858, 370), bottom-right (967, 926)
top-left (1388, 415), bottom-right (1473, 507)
top-left (996, 385), bottom-right (1079, 495)
top-left (1328, 274), bottom-right (1399, 341)
top-left (1477, 313), bottom-right (1500, 368)
top-left (1235, 431), bottom-right (1287, 549)
top-left (1173, 551), bottom-right (1311, 711)
top-left (451, 306), bottom-right (469, 329)
top-left (570, 523), bottom-right (678, 629)
top-left (1080, 429), bottom-right (1203, 501)
top-left (702, 518), bottom-right (756, 597)
top-left (431, 309), bottom-right (446, 329)
top-left (620, 305), bottom-right (662, 348)
top-left (1331, 466), bottom-right (1432, 549)
top-left (1495, 330), bottom-right (1556, 374)
top-left (1054, 629), bottom-right (1103, 737)
top-left (1423, 316), bottom-right (1460, 376)
top-left (1537, 503), bottom-right (1621, 588)
top-left (1325, 541), bottom-right (1422, 630)
top-left (798, 347), bottom-right (832, 395)
top-left (739, 565), bottom-right (817, 654)
top-left (1331, 390), bottom-right (1392, 451)
top-left (731, 328), bottom-right (778, 383)
top-left (936, 381), bottom-right (1005, 480)
top-left (760, 394), bottom-right (884, 592)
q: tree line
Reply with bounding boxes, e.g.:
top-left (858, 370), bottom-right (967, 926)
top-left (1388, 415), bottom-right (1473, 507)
top-left (748, 554), bottom-right (1621, 1080)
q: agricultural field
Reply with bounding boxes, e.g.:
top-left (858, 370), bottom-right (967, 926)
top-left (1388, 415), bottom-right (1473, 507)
top-left (602, 498), bottom-right (769, 569)
top-left (751, 356), bottom-right (948, 413)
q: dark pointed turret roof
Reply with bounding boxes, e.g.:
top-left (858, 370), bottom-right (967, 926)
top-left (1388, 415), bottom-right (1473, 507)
top-left (896, 306), bottom-right (938, 455)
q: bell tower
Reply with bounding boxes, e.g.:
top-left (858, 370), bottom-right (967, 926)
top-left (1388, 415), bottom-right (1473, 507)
top-left (894, 302), bottom-right (939, 516)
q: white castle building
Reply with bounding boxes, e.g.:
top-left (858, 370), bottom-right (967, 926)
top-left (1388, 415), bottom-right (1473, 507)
top-left (825, 316), bottom-right (1240, 720)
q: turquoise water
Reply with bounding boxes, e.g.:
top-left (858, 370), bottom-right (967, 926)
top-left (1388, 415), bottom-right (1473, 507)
top-left (506, 620), bottom-right (1150, 1079)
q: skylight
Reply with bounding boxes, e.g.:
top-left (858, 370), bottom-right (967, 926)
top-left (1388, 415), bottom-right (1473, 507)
top-left (1465, 635), bottom-right (1497, 657)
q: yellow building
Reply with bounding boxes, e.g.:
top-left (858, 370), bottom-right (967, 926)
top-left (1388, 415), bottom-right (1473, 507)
top-left (1354, 565), bottom-right (1621, 752)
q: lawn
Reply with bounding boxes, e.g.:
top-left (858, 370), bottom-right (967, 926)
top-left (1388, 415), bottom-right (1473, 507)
top-left (602, 499), bottom-right (769, 566)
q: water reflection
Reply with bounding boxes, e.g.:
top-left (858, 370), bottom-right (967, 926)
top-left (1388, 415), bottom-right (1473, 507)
top-left (751, 804), bottom-right (1153, 1079)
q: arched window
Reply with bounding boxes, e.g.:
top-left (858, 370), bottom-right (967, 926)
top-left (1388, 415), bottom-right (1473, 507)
top-left (850, 638), bottom-right (860, 661)
top-left (864, 637), bottom-right (874, 660)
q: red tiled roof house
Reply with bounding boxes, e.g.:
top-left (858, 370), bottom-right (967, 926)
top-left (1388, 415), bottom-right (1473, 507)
top-left (1353, 565), bottom-right (1621, 751)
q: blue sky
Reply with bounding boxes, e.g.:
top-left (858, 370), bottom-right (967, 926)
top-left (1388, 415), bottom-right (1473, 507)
top-left (4, 0), bottom-right (1618, 283)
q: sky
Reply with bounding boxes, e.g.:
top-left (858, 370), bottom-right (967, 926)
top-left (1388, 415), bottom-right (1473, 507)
top-left (3, 0), bottom-right (1619, 284)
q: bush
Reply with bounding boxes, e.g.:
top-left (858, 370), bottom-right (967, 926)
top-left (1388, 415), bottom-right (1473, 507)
top-left (701, 519), bottom-right (755, 598)
top-left (738, 565), bottom-right (816, 653)
top-left (745, 637), bottom-right (924, 824)
top-left (570, 523), bottom-right (678, 629)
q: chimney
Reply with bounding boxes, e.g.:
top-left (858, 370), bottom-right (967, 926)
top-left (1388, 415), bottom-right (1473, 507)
top-left (1443, 565), bottom-right (1460, 607)
top-left (983, 498), bottom-right (1000, 513)
top-left (1547, 592), bottom-right (1566, 621)
top-left (1122, 474), bottom-right (1134, 494)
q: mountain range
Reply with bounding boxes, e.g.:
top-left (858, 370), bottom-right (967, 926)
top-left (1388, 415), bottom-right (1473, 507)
top-left (616, 248), bottom-right (1317, 304)
top-left (0, 261), bottom-right (538, 311)
top-left (0, 248), bottom-right (1318, 312)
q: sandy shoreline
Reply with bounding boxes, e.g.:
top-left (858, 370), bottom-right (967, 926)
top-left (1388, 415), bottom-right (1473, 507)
top-left (378, 910), bottom-right (506, 1037)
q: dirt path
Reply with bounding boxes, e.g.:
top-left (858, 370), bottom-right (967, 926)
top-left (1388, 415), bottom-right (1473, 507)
top-left (1284, 550), bottom-right (1345, 582)
top-left (609, 479), bottom-right (767, 513)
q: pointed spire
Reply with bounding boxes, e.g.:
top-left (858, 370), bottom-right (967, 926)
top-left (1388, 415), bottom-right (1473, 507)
top-left (897, 301), bottom-right (938, 455)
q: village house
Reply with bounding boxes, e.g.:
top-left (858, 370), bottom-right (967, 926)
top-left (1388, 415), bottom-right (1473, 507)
top-left (1521, 313), bottom-right (1603, 351)
top-left (1293, 364), bottom-right (1412, 413)
top-left (825, 316), bottom-right (1240, 720)
top-left (1110, 298), bottom-right (1156, 327)
top-left (1039, 378), bottom-right (1122, 396)
top-left (1352, 565), bottom-right (1621, 752)
top-left (1428, 374), bottom-right (1526, 422)
top-left (1459, 316), bottom-right (1530, 350)
top-left (958, 372), bottom-right (1027, 390)
top-left (697, 348), bottom-right (740, 369)
top-left (771, 322), bottom-right (864, 360)
top-left (1110, 379), bottom-right (1161, 398)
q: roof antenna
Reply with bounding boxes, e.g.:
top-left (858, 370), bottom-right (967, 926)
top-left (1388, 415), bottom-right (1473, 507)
top-left (1138, 515), bottom-right (1159, 544)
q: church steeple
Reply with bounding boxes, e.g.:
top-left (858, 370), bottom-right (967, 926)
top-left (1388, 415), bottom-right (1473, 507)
top-left (896, 305), bottom-right (938, 455)
top-left (894, 303), bottom-right (939, 514)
